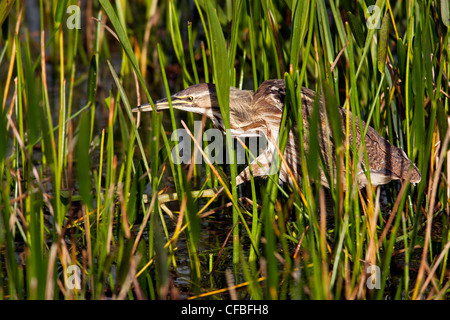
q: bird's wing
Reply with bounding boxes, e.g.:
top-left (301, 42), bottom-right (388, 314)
top-left (252, 80), bottom-right (321, 113)
top-left (251, 79), bottom-right (286, 112)
top-left (363, 125), bottom-right (421, 183)
top-left (341, 108), bottom-right (421, 183)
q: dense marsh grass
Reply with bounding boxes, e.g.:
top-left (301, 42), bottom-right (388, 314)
top-left (0, 0), bottom-right (449, 300)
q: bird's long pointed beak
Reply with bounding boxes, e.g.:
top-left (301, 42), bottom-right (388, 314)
top-left (132, 96), bottom-right (193, 112)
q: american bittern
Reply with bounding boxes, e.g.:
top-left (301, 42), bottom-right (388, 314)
top-left (133, 79), bottom-right (421, 189)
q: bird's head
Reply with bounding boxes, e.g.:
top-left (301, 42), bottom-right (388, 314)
top-left (132, 83), bottom-right (218, 116)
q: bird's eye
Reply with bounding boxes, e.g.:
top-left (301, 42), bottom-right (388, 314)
top-left (187, 96), bottom-right (193, 102)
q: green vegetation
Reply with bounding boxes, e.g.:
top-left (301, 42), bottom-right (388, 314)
top-left (0, 0), bottom-right (449, 300)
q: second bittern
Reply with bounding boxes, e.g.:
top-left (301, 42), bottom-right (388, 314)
top-left (133, 80), bottom-right (421, 189)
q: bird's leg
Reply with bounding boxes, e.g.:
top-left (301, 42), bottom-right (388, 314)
top-left (236, 149), bottom-right (276, 185)
top-left (235, 119), bottom-right (281, 185)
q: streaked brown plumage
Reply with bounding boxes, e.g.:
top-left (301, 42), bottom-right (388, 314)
top-left (133, 79), bottom-right (421, 189)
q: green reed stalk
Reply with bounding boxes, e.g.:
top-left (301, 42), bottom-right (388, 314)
top-left (204, 1), bottom-right (240, 267)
